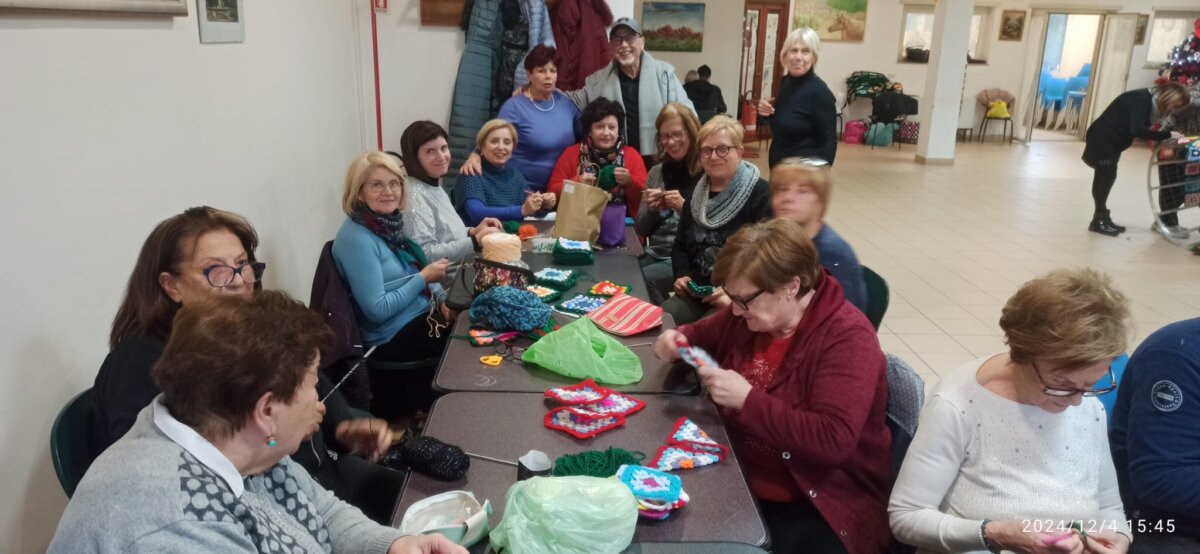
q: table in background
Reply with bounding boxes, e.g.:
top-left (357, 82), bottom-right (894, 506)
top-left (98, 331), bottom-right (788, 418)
top-left (528, 219), bottom-right (644, 257)
top-left (462, 543), bottom-right (768, 554)
top-left (392, 392), bottom-right (768, 547)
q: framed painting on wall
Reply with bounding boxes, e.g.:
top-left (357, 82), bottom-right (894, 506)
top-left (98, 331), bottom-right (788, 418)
top-left (420, 0), bottom-right (465, 27)
top-left (197, 0), bottom-right (243, 43)
top-left (642, 2), bottom-right (705, 52)
top-left (999, 10), bottom-right (1026, 41)
top-left (0, 0), bottom-right (187, 15)
top-left (791, 0), bottom-right (866, 43)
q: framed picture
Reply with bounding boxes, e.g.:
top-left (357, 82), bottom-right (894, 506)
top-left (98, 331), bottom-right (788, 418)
top-left (0, 0), bottom-right (186, 15)
top-left (197, 0), bottom-right (243, 43)
top-left (792, 0), bottom-right (867, 43)
top-left (420, 0), bottom-right (465, 27)
top-left (999, 10), bottom-right (1026, 41)
top-left (1134, 14), bottom-right (1149, 46)
top-left (642, 2), bottom-right (705, 52)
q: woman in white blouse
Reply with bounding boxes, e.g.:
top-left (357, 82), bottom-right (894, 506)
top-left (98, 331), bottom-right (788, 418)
top-left (889, 268), bottom-right (1132, 554)
top-left (397, 121), bottom-right (502, 283)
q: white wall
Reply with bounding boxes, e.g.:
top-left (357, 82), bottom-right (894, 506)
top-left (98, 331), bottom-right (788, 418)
top-left (0, 1), bottom-right (367, 551)
top-left (634, 0), bottom-right (746, 113)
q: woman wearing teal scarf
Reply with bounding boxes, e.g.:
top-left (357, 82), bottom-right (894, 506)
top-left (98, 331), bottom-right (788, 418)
top-left (665, 117), bottom-right (772, 325)
top-left (332, 152), bottom-right (452, 415)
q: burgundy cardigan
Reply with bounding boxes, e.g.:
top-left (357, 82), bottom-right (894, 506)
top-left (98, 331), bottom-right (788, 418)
top-left (678, 270), bottom-right (893, 554)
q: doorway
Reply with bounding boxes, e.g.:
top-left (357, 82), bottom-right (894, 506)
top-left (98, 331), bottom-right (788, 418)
top-left (740, 0), bottom-right (788, 140)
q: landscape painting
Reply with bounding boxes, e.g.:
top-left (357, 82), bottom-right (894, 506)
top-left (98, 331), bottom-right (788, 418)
top-left (642, 2), bottom-right (705, 52)
top-left (792, 0), bottom-right (867, 43)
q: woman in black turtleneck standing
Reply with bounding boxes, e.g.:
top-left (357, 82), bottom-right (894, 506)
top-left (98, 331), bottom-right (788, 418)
top-left (759, 27), bottom-right (838, 167)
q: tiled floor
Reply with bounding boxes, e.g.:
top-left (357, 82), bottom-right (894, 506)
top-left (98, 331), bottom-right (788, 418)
top-left (748, 138), bottom-right (1200, 395)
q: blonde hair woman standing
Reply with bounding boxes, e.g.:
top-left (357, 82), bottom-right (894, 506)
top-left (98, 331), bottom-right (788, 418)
top-left (757, 27), bottom-right (838, 167)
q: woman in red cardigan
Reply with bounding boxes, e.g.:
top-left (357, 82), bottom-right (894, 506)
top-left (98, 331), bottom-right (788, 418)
top-left (655, 218), bottom-right (892, 554)
top-left (547, 97), bottom-right (647, 218)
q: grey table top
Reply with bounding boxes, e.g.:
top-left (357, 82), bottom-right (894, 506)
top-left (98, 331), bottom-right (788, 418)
top-left (392, 392), bottom-right (768, 547)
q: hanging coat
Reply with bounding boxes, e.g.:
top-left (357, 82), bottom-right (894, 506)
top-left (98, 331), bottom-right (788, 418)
top-left (445, 0), bottom-right (502, 193)
top-left (552, 0), bottom-right (612, 91)
top-left (513, 0), bottom-right (556, 89)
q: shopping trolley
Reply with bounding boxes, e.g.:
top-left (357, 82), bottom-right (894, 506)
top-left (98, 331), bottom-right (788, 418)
top-left (1148, 136), bottom-right (1200, 251)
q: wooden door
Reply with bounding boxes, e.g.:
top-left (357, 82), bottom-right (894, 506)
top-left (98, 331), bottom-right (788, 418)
top-left (740, 1), bottom-right (789, 139)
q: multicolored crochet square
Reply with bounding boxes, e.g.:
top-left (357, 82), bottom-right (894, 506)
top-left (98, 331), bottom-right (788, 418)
top-left (525, 285), bottom-right (562, 303)
top-left (588, 280), bottom-right (630, 297)
top-left (636, 490), bottom-right (690, 520)
top-left (678, 344), bottom-right (719, 371)
top-left (556, 294), bottom-right (608, 315)
top-left (651, 444), bottom-right (723, 471)
top-left (574, 390), bottom-right (645, 417)
top-left (556, 237), bottom-right (592, 252)
top-left (533, 268), bottom-right (578, 291)
top-left (669, 417), bottom-right (727, 456)
top-left (544, 378), bottom-right (610, 405)
top-left (543, 407), bottom-right (625, 439)
top-left (616, 464), bottom-right (682, 503)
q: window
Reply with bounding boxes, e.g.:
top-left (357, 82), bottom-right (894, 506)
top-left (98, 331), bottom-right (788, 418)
top-left (1146, 11), bottom-right (1200, 65)
top-left (900, 5), bottom-right (991, 63)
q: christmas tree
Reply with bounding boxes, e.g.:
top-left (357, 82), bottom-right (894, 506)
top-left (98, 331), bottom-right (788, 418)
top-left (1161, 16), bottom-right (1200, 86)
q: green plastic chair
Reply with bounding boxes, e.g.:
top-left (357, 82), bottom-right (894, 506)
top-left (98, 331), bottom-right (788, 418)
top-left (51, 388), bottom-right (97, 498)
top-left (862, 265), bottom-right (890, 330)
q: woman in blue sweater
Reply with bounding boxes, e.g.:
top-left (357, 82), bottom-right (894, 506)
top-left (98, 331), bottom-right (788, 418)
top-left (333, 152), bottom-right (451, 406)
top-left (454, 119), bottom-right (557, 226)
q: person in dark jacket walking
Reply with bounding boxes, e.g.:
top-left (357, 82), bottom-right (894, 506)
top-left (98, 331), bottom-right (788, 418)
top-left (1082, 82), bottom-right (1188, 236)
top-left (758, 27), bottom-right (838, 167)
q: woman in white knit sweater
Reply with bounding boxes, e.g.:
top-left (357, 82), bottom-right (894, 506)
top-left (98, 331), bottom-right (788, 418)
top-left (889, 268), bottom-right (1132, 554)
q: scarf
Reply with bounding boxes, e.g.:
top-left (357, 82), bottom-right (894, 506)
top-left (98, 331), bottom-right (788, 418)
top-left (579, 137), bottom-right (626, 203)
top-left (349, 202), bottom-right (429, 270)
top-left (690, 160), bottom-right (761, 230)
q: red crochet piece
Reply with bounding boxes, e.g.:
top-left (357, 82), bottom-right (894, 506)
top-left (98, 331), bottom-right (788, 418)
top-left (544, 378), bottom-right (610, 405)
top-left (543, 407), bottom-right (625, 439)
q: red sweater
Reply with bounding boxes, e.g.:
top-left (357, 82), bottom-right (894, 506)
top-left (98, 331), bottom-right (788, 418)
top-left (546, 143), bottom-right (647, 217)
top-left (678, 270), bottom-right (893, 554)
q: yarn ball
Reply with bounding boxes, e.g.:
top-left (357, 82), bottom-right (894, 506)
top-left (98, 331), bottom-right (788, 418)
top-left (597, 164), bottom-right (617, 191)
top-left (482, 233), bottom-right (523, 264)
top-left (553, 448), bottom-right (646, 478)
top-left (470, 286), bottom-right (553, 331)
top-left (382, 435), bottom-right (470, 481)
top-left (517, 224), bottom-right (538, 240)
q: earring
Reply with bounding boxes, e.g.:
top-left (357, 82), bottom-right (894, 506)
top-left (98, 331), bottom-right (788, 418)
top-left (266, 435), bottom-right (277, 447)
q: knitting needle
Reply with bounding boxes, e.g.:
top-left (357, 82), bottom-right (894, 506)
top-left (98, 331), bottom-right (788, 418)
top-left (625, 342), bottom-right (653, 347)
top-left (465, 452), bottom-right (518, 467)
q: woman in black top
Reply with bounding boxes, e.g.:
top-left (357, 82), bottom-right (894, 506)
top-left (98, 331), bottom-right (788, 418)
top-left (1082, 83), bottom-right (1188, 236)
top-left (759, 27), bottom-right (838, 167)
top-left (91, 207), bottom-right (402, 524)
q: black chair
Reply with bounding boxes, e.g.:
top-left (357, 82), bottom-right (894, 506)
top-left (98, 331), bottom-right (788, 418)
top-left (51, 389), bottom-right (97, 497)
top-left (861, 266), bottom-right (889, 330)
top-left (978, 114), bottom-right (1013, 143)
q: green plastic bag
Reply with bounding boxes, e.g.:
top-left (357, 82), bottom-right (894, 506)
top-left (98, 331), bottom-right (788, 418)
top-left (489, 476), bottom-right (638, 554)
top-left (520, 317), bottom-right (643, 385)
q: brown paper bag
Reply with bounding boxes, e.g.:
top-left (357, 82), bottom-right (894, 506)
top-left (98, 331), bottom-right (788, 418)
top-left (552, 179), bottom-right (609, 243)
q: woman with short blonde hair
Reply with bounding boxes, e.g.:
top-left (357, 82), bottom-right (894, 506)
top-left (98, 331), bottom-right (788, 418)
top-left (770, 159), bottom-right (867, 313)
top-left (455, 119), bottom-right (555, 226)
top-left (655, 219), bottom-right (893, 554)
top-left (758, 26), bottom-right (837, 166)
top-left (891, 268), bottom-right (1133, 554)
top-left (342, 151), bottom-right (407, 215)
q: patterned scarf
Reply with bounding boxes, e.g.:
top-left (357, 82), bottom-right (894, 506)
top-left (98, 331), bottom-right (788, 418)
top-left (690, 160), bottom-right (761, 230)
top-left (349, 202), bottom-right (429, 270)
top-left (579, 137), bottom-right (626, 203)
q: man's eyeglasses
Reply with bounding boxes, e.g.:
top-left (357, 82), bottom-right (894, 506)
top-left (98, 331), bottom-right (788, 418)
top-left (610, 33), bottom-right (641, 46)
top-left (700, 145), bottom-right (734, 159)
top-left (727, 288), bottom-right (766, 311)
top-left (1030, 361), bottom-right (1117, 397)
top-left (202, 262), bottom-right (266, 288)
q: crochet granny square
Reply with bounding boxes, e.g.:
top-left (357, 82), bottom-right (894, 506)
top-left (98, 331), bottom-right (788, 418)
top-left (668, 417), bottom-right (729, 457)
top-left (678, 344), bottom-right (719, 371)
top-left (556, 294), bottom-right (608, 315)
top-left (544, 379), bottom-right (610, 405)
top-left (525, 285), bottom-right (562, 303)
top-left (651, 445), bottom-right (724, 472)
top-left (574, 390), bottom-right (645, 417)
top-left (588, 280), bottom-right (630, 297)
top-left (543, 407), bottom-right (625, 439)
top-left (615, 464), bottom-right (682, 503)
top-left (533, 267), bottom-right (578, 291)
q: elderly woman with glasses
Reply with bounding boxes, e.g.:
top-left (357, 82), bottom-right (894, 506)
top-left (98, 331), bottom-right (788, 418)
top-left (53, 293), bottom-right (465, 554)
top-left (664, 115), bottom-right (772, 325)
top-left (654, 219), bottom-right (892, 554)
top-left (890, 268), bottom-right (1133, 554)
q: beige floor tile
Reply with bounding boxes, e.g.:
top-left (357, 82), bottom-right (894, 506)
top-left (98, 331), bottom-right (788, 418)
top-left (885, 317), bottom-right (944, 334)
top-left (899, 333), bottom-right (970, 354)
top-left (951, 335), bottom-right (1008, 356)
top-left (935, 318), bottom-right (1002, 337)
top-left (918, 352), bottom-right (980, 375)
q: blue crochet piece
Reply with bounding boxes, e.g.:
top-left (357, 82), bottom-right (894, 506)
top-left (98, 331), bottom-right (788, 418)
top-left (469, 286), bottom-right (553, 332)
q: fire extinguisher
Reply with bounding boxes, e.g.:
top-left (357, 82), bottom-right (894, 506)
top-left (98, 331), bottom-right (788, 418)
top-left (740, 92), bottom-right (757, 133)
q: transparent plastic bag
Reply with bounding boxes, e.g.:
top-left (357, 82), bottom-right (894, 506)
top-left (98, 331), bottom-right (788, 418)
top-left (489, 476), bottom-right (638, 554)
top-left (520, 317), bottom-right (643, 385)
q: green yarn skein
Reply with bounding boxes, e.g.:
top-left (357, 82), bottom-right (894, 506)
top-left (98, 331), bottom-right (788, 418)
top-left (597, 164), bottom-right (617, 192)
top-left (552, 447), bottom-right (645, 478)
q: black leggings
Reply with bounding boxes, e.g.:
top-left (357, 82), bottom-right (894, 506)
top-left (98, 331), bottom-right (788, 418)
top-left (1091, 163), bottom-right (1118, 214)
top-left (759, 498), bottom-right (848, 554)
top-left (369, 314), bottom-right (448, 419)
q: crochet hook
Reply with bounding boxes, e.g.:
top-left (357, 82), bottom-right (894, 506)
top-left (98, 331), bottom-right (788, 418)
top-left (465, 452), bottom-right (518, 467)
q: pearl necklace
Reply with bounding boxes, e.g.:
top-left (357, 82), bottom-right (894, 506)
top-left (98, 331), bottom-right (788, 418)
top-left (530, 93), bottom-right (555, 112)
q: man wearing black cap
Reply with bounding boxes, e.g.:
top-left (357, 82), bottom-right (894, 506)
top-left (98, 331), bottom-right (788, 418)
top-left (683, 64), bottom-right (726, 123)
top-left (564, 17), bottom-right (695, 166)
